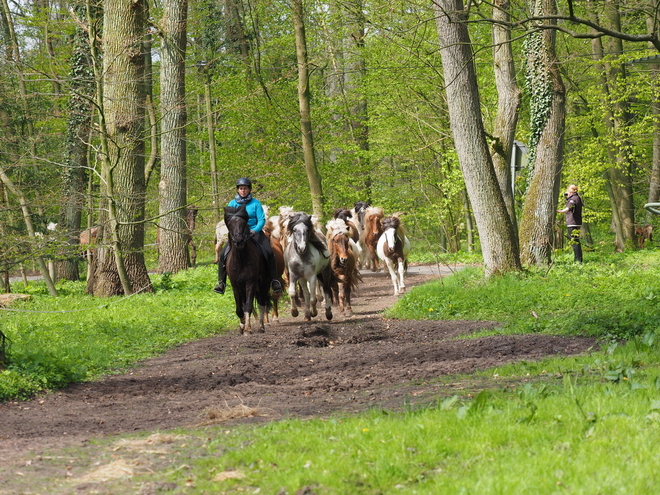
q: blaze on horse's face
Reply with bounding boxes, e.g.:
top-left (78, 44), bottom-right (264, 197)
top-left (291, 221), bottom-right (309, 254)
top-left (383, 227), bottom-right (397, 253)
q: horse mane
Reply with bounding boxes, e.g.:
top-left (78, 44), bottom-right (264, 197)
top-left (326, 218), bottom-right (349, 238)
top-left (264, 219), bottom-right (276, 237)
top-left (382, 216), bottom-right (407, 238)
top-left (364, 206), bottom-right (384, 223)
top-left (224, 205), bottom-right (249, 221)
top-left (288, 212), bottom-right (328, 255)
top-left (333, 208), bottom-right (353, 222)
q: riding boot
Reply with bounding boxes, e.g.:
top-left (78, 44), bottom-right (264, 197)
top-left (267, 251), bottom-right (282, 293)
top-left (214, 247), bottom-right (228, 294)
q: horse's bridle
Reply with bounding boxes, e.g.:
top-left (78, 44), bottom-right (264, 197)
top-left (227, 215), bottom-right (251, 248)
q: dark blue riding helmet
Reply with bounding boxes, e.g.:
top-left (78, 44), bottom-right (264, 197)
top-left (236, 177), bottom-right (252, 188)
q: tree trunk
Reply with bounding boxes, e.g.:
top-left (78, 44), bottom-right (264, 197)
top-left (158, 0), bottom-right (189, 274)
top-left (588, 0), bottom-right (635, 248)
top-left (519, 0), bottom-right (565, 266)
top-left (293, 0), bottom-right (324, 218)
top-left (58, 3), bottom-right (95, 282)
top-left (490, 0), bottom-right (520, 236)
top-left (434, 0), bottom-right (521, 276)
top-left (92, 0), bottom-right (152, 296)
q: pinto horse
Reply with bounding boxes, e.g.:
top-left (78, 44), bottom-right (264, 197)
top-left (377, 216), bottom-right (411, 296)
top-left (285, 212), bottom-right (333, 321)
top-left (326, 219), bottom-right (362, 316)
top-left (224, 205), bottom-right (271, 334)
top-left (360, 206), bottom-right (384, 272)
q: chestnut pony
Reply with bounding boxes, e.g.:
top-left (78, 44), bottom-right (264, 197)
top-left (326, 219), bottom-right (362, 316)
top-left (360, 206), bottom-right (384, 272)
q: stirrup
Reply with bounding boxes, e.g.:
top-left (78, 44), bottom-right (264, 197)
top-left (271, 279), bottom-right (282, 293)
top-left (213, 282), bottom-right (226, 294)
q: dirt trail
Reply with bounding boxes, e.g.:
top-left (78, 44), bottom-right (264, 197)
top-left (0, 264), bottom-right (597, 455)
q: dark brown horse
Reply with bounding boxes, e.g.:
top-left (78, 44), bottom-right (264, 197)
top-left (224, 205), bottom-right (271, 334)
top-left (326, 219), bottom-right (362, 316)
top-left (360, 206), bottom-right (384, 272)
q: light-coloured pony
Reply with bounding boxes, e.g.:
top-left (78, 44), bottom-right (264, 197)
top-left (377, 216), bottom-right (411, 296)
top-left (285, 212), bottom-right (333, 321)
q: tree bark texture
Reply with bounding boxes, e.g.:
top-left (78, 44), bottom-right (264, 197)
top-left (519, 0), bottom-right (565, 266)
top-left (434, 0), bottom-right (521, 275)
top-left (490, 0), bottom-right (520, 236)
top-left (293, 0), bottom-right (324, 218)
top-left (158, 0), bottom-right (189, 274)
top-left (93, 0), bottom-right (152, 296)
top-left (58, 5), bottom-right (94, 282)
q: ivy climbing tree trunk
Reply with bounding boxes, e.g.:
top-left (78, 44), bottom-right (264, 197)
top-left (518, 0), bottom-right (565, 266)
top-left (434, 0), bottom-right (521, 276)
top-left (158, 0), bottom-right (189, 274)
top-left (58, 3), bottom-right (95, 282)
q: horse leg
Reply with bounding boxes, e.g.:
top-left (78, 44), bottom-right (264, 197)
top-left (243, 311), bottom-right (252, 334)
top-left (271, 293), bottom-right (280, 323)
top-left (288, 276), bottom-right (300, 318)
top-left (397, 257), bottom-right (406, 293)
top-left (385, 258), bottom-right (399, 295)
top-left (308, 275), bottom-right (318, 319)
top-left (257, 303), bottom-right (268, 333)
top-left (344, 282), bottom-right (353, 317)
top-left (338, 282), bottom-right (346, 313)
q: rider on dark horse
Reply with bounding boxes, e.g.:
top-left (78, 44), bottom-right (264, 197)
top-left (214, 178), bottom-right (283, 295)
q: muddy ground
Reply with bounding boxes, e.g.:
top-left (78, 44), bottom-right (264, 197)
top-left (0, 264), bottom-right (598, 459)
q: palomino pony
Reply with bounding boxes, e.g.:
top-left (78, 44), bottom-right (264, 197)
top-left (360, 206), bottom-right (384, 272)
top-left (377, 216), bottom-right (411, 296)
top-left (326, 218), bottom-right (362, 316)
top-left (285, 212), bottom-right (333, 321)
top-left (224, 205), bottom-right (271, 334)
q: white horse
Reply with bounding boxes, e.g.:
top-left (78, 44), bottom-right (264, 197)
top-left (377, 216), bottom-right (411, 296)
top-left (285, 212), bottom-right (333, 321)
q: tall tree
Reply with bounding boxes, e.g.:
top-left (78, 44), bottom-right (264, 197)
top-left (518, 0), bottom-right (566, 266)
top-left (434, 0), bottom-right (521, 276)
top-left (58, 3), bottom-right (95, 282)
top-left (490, 0), bottom-right (521, 235)
top-left (92, 0), bottom-right (152, 296)
top-left (293, 0), bottom-right (324, 218)
top-left (158, 0), bottom-right (189, 273)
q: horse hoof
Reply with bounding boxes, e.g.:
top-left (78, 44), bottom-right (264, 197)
top-left (325, 309), bottom-right (333, 320)
top-left (291, 308), bottom-right (299, 317)
top-left (305, 313), bottom-right (312, 321)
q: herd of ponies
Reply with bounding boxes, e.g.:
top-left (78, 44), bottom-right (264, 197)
top-left (216, 202), bottom-right (411, 333)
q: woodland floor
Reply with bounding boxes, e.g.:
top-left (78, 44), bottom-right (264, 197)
top-left (0, 264), bottom-right (598, 475)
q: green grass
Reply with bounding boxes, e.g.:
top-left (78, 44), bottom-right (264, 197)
top-left (0, 264), bottom-right (237, 399)
top-left (389, 251), bottom-right (660, 341)
top-left (5, 249), bottom-right (660, 494)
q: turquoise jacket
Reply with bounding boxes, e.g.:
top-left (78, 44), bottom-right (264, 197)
top-left (228, 196), bottom-right (266, 233)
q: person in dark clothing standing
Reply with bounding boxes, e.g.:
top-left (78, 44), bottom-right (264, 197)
top-left (557, 184), bottom-right (583, 262)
